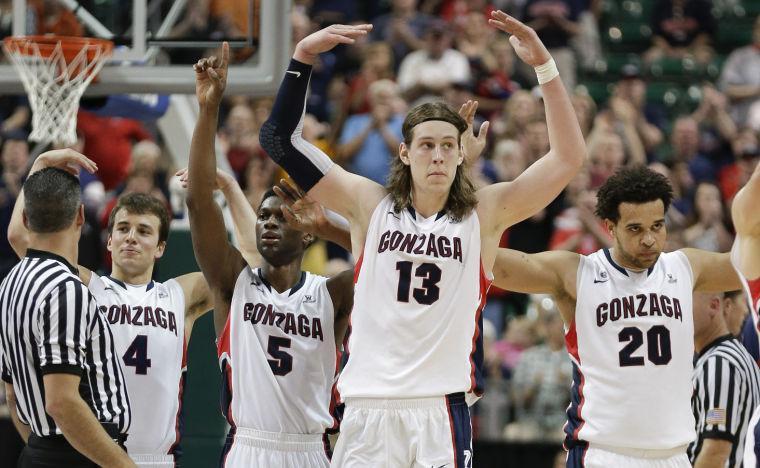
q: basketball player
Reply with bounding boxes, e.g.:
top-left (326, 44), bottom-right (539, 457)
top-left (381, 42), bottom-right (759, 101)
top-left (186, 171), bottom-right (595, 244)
top-left (6, 150), bottom-right (211, 467)
top-left (187, 44), bottom-right (355, 467)
top-left (490, 166), bottom-right (741, 467)
top-left (259, 12), bottom-right (586, 467)
top-left (729, 161), bottom-right (760, 465)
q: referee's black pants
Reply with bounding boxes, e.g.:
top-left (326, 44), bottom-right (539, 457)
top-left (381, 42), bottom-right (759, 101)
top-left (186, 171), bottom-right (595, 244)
top-left (17, 431), bottom-right (127, 468)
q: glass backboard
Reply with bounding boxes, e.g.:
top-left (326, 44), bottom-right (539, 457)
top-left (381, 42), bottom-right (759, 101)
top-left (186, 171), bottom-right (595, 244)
top-left (0, 0), bottom-right (291, 95)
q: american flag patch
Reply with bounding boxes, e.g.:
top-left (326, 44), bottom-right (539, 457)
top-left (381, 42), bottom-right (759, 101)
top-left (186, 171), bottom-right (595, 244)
top-left (706, 408), bottom-right (727, 425)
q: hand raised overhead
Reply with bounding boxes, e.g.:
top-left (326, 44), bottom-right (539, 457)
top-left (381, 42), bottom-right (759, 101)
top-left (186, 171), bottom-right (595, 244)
top-left (294, 24), bottom-right (372, 65)
top-left (489, 10), bottom-right (551, 68)
top-left (194, 41), bottom-right (230, 108)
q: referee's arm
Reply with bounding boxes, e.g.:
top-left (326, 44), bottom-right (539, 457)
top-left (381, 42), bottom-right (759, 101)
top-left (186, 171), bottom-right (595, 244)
top-left (694, 355), bottom-right (745, 467)
top-left (37, 281), bottom-right (135, 468)
top-left (2, 354), bottom-right (29, 442)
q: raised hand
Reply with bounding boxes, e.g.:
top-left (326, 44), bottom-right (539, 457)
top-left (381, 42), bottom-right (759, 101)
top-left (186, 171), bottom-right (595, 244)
top-left (489, 10), bottom-right (551, 67)
top-left (294, 24), bottom-right (372, 64)
top-left (194, 42), bottom-right (229, 108)
top-left (273, 179), bottom-right (328, 235)
top-left (32, 148), bottom-right (98, 176)
top-left (458, 100), bottom-right (489, 162)
top-left (175, 167), bottom-right (235, 192)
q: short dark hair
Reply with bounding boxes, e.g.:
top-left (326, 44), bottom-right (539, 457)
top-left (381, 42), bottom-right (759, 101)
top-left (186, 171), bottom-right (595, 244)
top-left (256, 188), bottom-right (316, 248)
top-left (23, 168), bottom-right (81, 233)
top-left (595, 166), bottom-right (673, 223)
top-left (107, 193), bottom-right (170, 243)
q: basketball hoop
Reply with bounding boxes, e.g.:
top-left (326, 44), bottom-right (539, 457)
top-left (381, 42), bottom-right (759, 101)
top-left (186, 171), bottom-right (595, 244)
top-left (2, 36), bottom-right (113, 145)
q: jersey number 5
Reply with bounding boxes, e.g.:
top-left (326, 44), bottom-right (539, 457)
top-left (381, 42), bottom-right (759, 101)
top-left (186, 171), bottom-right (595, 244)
top-left (618, 325), bottom-right (672, 367)
top-left (123, 334), bottom-right (152, 375)
top-left (396, 261), bottom-right (442, 305)
top-left (267, 336), bottom-right (293, 376)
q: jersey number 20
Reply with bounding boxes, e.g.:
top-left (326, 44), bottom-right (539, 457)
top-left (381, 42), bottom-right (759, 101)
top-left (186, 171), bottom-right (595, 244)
top-left (396, 261), bottom-right (442, 305)
top-left (618, 325), bottom-right (672, 367)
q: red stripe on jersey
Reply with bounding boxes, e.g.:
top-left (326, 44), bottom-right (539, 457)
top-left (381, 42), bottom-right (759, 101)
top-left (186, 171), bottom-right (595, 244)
top-left (468, 260), bottom-right (492, 395)
top-left (216, 311), bottom-right (232, 358)
top-left (565, 321), bottom-right (581, 364)
top-left (328, 348), bottom-right (341, 431)
top-left (353, 250), bottom-right (364, 283)
top-left (748, 276), bottom-right (760, 306)
top-left (445, 395), bottom-right (459, 468)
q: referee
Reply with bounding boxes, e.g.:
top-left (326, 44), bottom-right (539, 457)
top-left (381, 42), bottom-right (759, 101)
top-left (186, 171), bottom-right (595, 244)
top-left (689, 291), bottom-right (760, 468)
top-left (0, 161), bottom-right (134, 467)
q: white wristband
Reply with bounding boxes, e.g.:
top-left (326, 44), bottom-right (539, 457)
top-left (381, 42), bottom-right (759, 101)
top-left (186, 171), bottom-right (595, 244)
top-left (535, 58), bottom-right (559, 85)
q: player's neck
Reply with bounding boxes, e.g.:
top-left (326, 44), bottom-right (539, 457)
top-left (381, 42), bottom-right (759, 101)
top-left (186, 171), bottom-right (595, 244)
top-left (110, 263), bottom-right (154, 286)
top-left (609, 248), bottom-right (647, 273)
top-left (410, 187), bottom-right (447, 219)
top-left (695, 324), bottom-right (730, 354)
top-left (261, 261), bottom-right (303, 294)
top-left (27, 232), bottom-right (79, 269)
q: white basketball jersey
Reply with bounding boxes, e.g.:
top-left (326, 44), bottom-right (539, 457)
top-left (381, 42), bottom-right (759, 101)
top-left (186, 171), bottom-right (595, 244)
top-left (89, 276), bottom-right (186, 457)
top-left (567, 249), bottom-right (695, 450)
top-left (337, 195), bottom-right (490, 401)
top-left (218, 267), bottom-right (337, 434)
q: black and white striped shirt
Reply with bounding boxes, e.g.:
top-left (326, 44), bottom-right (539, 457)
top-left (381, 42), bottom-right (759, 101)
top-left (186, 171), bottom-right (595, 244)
top-left (689, 335), bottom-right (760, 467)
top-left (0, 250), bottom-right (131, 437)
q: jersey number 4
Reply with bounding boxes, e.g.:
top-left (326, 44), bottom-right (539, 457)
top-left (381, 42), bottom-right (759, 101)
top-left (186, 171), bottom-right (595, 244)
top-left (123, 334), bottom-right (152, 375)
top-left (396, 261), bottom-right (442, 305)
top-left (618, 325), bottom-right (672, 367)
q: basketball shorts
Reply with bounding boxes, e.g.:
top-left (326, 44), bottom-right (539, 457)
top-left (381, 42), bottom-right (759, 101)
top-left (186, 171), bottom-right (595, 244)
top-left (131, 454), bottom-right (175, 467)
top-left (743, 405), bottom-right (760, 467)
top-left (331, 392), bottom-right (472, 468)
top-left (219, 427), bottom-right (330, 468)
top-left (567, 444), bottom-right (690, 468)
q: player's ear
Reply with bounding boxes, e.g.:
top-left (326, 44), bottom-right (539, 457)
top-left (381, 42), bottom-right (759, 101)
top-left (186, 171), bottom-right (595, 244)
top-left (399, 142), bottom-right (410, 166)
top-left (75, 204), bottom-right (85, 228)
top-left (154, 241), bottom-right (166, 259)
top-left (603, 218), bottom-right (616, 236)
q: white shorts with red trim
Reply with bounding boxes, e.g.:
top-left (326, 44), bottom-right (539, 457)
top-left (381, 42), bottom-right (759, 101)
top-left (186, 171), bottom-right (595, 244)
top-left (331, 393), bottom-right (472, 468)
top-left (131, 454), bottom-right (174, 467)
top-left (221, 427), bottom-right (330, 468)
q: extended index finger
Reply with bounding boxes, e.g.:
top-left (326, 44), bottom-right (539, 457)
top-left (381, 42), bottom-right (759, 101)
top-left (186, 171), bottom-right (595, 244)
top-left (220, 41), bottom-right (230, 69)
top-left (489, 10), bottom-right (529, 36)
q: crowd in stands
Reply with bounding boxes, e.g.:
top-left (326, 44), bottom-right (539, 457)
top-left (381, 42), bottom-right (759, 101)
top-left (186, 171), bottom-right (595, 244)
top-left (1, 0), bottom-right (760, 448)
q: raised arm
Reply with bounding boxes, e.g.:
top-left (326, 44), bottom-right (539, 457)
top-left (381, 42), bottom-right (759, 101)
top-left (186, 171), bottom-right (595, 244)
top-left (477, 11), bottom-right (585, 235)
top-left (681, 249), bottom-right (741, 293)
top-left (326, 269), bottom-right (355, 344)
top-left (492, 248), bottom-right (580, 324)
top-left (259, 24), bottom-right (386, 254)
top-left (185, 42), bottom-right (245, 333)
top-left (174, 272), bottom-right (212, 343)
top-left (732, 162), bottom-right (760, 279)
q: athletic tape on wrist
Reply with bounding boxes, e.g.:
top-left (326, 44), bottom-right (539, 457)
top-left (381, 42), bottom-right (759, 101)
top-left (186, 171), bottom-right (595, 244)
top-left (535, 58), bottom-right (559, 85)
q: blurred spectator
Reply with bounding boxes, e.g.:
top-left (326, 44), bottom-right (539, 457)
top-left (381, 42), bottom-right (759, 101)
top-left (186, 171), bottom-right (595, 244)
top-left (0, 97), bottom-right (30, 135)
top-left (683, 182), bottom-right (732, 252)
top-left (494, 90), bottom-right (539, 140)
top-left (241, 155), bottom-right (276, 210)
top-left (397, 20), bottom-right (471, 103)
top-left (370, 0), bottom-right (433, 67)
top-left (508, 306), bottom-right (571, 441)
top-left (610, 64), bottom-right (666, 157)
top-left (587, 131), bottom-right (628, 188)
top-left (648, 161), bottom-right (689, 229)
top-left (30, 0), bottom-right (83, 36)
top-left (719, 16), bottom-right (760, 126)
top-left (592, 95), bottom-right (647, 169)
top-left (550, 171), bottom-right (612, 254)
top-left (519, 0), bottom-right (580, 91)
top-left (472, 38), bottom-right (519, 116)
top-left (570, 0), bottom-right (603, 70)
top-left (342, 42), bottom-right (395, 116)
top-left (337, 80), bottom-right (404, 185)
top-left (491, 316), bottom-right (537, 377)
top-left (0, 133), bottom-right (28, 278)
top-left (522, 116), bottom-right (550, 164)
top-left (718, 127), bottom-right (759, 203)
top-left (219, 103), bottom-right (259, 180)
top-left (570, 91), bottom-right (596, 138)
top-left (456, 11), bottom-right (495, 61)
top-left (645, 0), bottom-right (716, 65)
top-left (129, 140), bottom-right (171, 202)
top-left (491, 139), bottom-right (527, 183)
top-left (671, 115), bottom-right (716, 184)
top-left (76, 110), bottom-right (153, 191)
top-left (691, 84), bottom-right (738, 165)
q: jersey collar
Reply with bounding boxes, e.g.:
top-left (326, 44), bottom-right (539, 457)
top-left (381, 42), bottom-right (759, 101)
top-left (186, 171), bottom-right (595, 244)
top-left (696, 334), bottom-right (735, 359)
top-left (603, 248), bottom-right (656, 277)
top-left (26, 249), bottom-right (79, 275)
top-left (257, 268), bottom-right (307, 296)
top-left (106, 275), bottom-right (155, 291)
top-left (406, 205), bottom-right (446, 221)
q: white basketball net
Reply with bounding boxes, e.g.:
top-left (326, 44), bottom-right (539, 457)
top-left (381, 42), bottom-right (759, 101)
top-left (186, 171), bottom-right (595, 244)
top-left (3, 38), bottom-right (111, 145)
